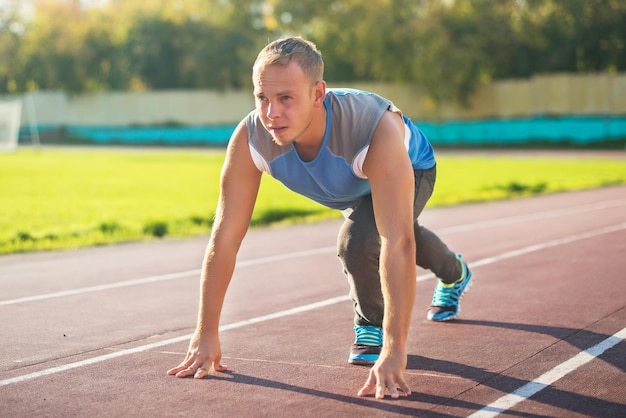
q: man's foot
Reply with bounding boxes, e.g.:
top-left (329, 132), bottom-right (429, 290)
top-left (427, 254), bottom-right (473, 321)
top-left (348, 325), bottom-right (382, 365)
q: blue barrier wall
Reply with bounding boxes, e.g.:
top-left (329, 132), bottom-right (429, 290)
top-left (20, 115), bottom-right (626, 147)
top-left (416, 116), bottom-right (626, 146)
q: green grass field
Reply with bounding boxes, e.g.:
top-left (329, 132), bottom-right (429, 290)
top-left (1, 148), bottom-right (625, 255)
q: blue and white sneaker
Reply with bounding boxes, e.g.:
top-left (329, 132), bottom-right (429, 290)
top-left (348, 325), bottom-right (383, 365)
top-left (427, 254), bottom-right (473, 321)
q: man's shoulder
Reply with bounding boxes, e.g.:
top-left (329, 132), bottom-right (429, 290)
top-left (326, 88), bottom-right (391, 115)
top-left (244, 109), bottom-right (269, 144)
top-left (326, 88), bottom-right (387, 101)
top-left (244, 109), bottom-right (266, 136)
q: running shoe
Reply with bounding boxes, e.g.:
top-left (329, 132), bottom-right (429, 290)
top-left (348, 325), bottom-right (383, 365)
top-left (427, 254), bottom-right (473, 321)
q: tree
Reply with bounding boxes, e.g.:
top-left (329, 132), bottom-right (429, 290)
top-left (0, 0), bottom-right (623, 102)
top-left (0, 0), bottom-right (27, 93)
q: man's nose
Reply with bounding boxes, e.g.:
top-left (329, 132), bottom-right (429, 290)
top-left (266, 101), bottom-right (280, 119)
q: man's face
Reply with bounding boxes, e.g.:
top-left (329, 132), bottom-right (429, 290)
top-left (253, 61), bottom-right (321, 146)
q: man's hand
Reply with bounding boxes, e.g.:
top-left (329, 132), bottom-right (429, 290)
top-left (357, 349), bottom-right (411, 399)
top-left (166, 330), bottom-right (227, 379)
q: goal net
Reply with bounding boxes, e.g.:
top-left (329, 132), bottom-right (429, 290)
top-left (0, 99), bottom-right (22, 152)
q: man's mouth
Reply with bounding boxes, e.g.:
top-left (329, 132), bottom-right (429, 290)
top-left (269, 126), bottom-right (287, 135)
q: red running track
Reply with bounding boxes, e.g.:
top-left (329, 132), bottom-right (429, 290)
top-left (1, 185), bottom-right (625, 417)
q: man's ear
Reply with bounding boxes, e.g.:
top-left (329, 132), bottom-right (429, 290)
top-left (313, 80), bottom-right (326, 106)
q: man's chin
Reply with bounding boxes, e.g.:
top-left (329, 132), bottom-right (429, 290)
top-left (271, 136), bottom-right (291, 147)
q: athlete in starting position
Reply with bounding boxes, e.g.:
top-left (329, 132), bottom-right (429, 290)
top-left (167, 36), bottom-right (473, 400)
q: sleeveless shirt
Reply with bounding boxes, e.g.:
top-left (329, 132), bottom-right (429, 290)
top-left (246, 88), bottom-right (435, 210)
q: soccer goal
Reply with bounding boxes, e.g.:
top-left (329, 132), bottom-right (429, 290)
top-left (0, 99), bottom-right (22, 152)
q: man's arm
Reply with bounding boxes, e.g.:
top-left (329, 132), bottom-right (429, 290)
top-left (167, 119), bottom-right (262, 378)
top-left (358, 110), bottom-right (417, 399)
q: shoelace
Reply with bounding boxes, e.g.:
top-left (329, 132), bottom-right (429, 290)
top-left (355, 326), bottom-right (382, 346)
top-left (431, 282), bottom-right (458, 306)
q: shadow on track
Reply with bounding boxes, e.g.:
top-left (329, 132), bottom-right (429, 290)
top-left (407, 319), bottom-right (626, 416)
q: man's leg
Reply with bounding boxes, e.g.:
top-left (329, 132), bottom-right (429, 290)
top-left (337, 194), bottom-right (383, 328)
top-left (413, 167), bottom-right (474, 321)
top-left (337, 166), bottom-right (461, 322)
top-left (337, 166), bottom-right (473, 364)
top-left (337, 194), bottom-right (384, 365)
top-left (412, 167), bottom-right (461, 281)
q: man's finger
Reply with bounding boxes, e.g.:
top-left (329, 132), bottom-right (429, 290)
top-left (386, 375), bottom-right (412, 399)
top-left (175, 365), bottom-right (197, 378)
top-left (212, 361), bottom-right (228, 372)
top-left (175, 357), bottom-right (207, 378)
top-left (375, 377), bottom-right (387, 399)
top-left (210, 353), bottom-right (228, 372)
top-left (166, 361), bottom-right (190, 376)
top-left (357, 382), bottom-right (374, 397)
top-left (166, 366), bottom-right (181, 376)
top-left (398, 378), bottom-right (412, 397)
top-left (357, 372), bottom-right (377, 397)
top-left (194, 366), bottom-right (209, 379)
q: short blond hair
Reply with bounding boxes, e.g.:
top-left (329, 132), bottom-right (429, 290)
top-left (253, 37), bottom-right (324, 84)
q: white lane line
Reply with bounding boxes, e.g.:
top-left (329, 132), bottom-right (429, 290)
top-left (468, 327), bottom-right (626, 418)
top-left (0, 270), bottom-right (201, 307)
top-left (0, 295), bottom-right (348, 387)
top-left (0, 247), bottom-right (335, 307)
top-left (2, 199), bottom-right (625, 307)
top-left (436, 199), bottom-right (626, 234)
top-left (415, 222), bottom-right (626, 282)
top-left (469, 223), bottom-right (626, 269)
top-left (0, 335), bottom-right (191, 387)
top-left (1, 222), bottom-right (624, 387)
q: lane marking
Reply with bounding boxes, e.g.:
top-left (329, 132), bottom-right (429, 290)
top-left (1, 222), bottom-right (624, 387)
top-left (468, 327), bottom-right (626, 418)
top-left (0, 247), bottom-right (334, 307)
top-left (0, 270), bottom-right (201, 307)
top-left (436, 199), bottom-right (626, 234)
top-left (0, 295), bottom-right (347, 387)
top-left (0, 335), bottom-right (191, 387)
top-left (414, 223), bottom-right (626, 282)
top-left (2, 199), bottom-right (624, 307)
top-left (469, 223), bottom-right (626, 269)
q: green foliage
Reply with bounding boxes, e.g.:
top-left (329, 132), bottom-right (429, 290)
top-left (143, 220), bottom-right (169, 238)
top-left (98, 221), bottom-right (122, 234)
top-left (492, 181), bottom-right (548, 196)
top-left (1, 148), bottom-right (624, 255)
top-left (125, 16), bottom-right (253, 90)
top-left (1, 0), bottom-right (625, 102)
top-left (251, 208), bottom-right (326, 227)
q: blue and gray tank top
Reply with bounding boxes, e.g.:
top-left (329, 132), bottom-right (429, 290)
top-left (246, 88), bottom-right (435, 210)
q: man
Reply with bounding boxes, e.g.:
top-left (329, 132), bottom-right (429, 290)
top-left (167, 37), bottom-right (473, 400)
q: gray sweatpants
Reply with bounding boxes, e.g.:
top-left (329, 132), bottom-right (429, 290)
top-left (337, 166), bottom-right (461, 327)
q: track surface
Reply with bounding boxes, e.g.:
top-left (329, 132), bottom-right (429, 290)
top-left (1, 185), bottom-right (625, 417)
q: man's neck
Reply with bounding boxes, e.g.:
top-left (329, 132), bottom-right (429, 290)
top-left (293, 104), bottom-right (327, 162)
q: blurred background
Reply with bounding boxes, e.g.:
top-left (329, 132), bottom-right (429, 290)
top-left (1, 0), bottom-right (625, 149)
